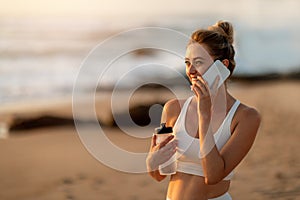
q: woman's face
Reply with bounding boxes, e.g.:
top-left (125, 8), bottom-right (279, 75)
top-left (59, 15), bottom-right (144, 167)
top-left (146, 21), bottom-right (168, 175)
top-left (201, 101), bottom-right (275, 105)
top-left (185, 42), bottom-right (214, 83)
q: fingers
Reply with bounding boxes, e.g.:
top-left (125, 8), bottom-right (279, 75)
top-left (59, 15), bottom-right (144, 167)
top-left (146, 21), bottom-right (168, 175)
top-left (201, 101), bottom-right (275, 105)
top-left (191, 76), bottom-right (209, 97)
top-left (158, 135), bottom-right (174, 148)
top-left (161, 148), bottom-right (176, 161)
top-left (191, 83), bottom-right (201, 97)
top-left (148, 136), bottom-right (177, 167)
top-left (163, 139), bottom-right (178, 152)
top-left (151, 134), bottom-right (157, 148)
top-left (159, 141), bottom-right (177, 161)
top-left (195, 76), bottom-right (209, 94)
top-left (159, 140), bottom-right (177, 159)
top-left (196, 75), bottom-right (206, 85)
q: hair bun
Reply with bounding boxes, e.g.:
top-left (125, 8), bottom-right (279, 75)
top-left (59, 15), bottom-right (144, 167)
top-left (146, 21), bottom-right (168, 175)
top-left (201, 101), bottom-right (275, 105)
top-left (209, 20), bottom-right (234, 44)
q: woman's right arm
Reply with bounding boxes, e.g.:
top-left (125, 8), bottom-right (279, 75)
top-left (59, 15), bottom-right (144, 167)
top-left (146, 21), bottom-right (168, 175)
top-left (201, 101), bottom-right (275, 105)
top-left (146, 99), bottom-right (181, 182)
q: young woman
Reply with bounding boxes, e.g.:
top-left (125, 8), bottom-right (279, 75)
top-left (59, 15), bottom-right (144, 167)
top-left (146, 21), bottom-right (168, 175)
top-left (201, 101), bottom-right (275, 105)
top-left (146, 21), bottom-right (261, 200)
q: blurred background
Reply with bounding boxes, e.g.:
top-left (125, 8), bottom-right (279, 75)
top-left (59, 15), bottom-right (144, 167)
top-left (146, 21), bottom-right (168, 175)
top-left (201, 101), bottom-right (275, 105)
top-left (0, 0), bottom-right (299, 200)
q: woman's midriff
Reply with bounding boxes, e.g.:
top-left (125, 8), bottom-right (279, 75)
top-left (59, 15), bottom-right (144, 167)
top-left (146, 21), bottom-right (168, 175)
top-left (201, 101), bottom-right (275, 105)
top-left (167, 172), bottom-right (230, 200)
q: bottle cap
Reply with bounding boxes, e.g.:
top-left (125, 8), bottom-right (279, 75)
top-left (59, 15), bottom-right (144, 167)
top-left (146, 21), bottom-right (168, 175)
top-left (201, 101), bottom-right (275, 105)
top-left (155, 123), bottom-right (173, 134)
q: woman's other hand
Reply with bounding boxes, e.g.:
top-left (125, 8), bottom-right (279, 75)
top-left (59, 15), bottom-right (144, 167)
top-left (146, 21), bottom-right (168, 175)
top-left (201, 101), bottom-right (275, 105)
top-left (146, 134), bottom-right (177, 172)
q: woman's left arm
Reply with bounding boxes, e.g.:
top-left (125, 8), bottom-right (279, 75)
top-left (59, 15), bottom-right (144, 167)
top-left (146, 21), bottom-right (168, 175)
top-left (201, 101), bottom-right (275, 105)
top-left (200, 107), bottom-right (261, 185)
top-left (191, 76), bottom-right (261, 185)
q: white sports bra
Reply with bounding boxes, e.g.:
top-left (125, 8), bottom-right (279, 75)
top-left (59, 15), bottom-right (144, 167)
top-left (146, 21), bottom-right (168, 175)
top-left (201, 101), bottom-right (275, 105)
top-left (174, 96), bottom-right (240, 180)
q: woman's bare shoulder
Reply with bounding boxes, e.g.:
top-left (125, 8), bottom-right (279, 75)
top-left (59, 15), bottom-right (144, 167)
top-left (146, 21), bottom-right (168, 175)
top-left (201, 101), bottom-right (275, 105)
top-left (161, 98), bottom-right (187, 127)
top-left (238, 103), bottom-right (261, 122)
top-left (165, 98), bottom-right (186, 109)
top-left (233, 102), bottom-right (261, 134)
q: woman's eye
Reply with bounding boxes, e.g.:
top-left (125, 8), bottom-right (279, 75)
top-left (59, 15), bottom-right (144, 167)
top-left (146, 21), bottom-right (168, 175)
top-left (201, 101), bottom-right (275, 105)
top-left (185, 61), bottom-right (190, 66)
top-left (195, 60), bottom-right (202, 66)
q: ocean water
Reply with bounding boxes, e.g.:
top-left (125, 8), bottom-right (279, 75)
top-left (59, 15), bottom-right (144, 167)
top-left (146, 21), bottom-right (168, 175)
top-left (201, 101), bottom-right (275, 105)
top-left (0, 15), bottom-right (300, 104)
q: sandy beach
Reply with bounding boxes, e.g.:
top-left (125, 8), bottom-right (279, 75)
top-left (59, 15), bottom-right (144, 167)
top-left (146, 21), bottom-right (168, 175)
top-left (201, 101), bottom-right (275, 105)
top-left (0, 80), bottom-right (300, 200)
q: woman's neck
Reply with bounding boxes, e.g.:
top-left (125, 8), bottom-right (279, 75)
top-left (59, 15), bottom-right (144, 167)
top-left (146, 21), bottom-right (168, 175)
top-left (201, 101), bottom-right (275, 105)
top-left (213, 86), bottom-right (235, 114)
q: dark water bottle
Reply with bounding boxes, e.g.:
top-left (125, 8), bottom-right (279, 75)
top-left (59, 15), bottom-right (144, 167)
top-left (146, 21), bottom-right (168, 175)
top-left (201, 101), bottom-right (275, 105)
top-left (155, 123), bottom-right (177, 175)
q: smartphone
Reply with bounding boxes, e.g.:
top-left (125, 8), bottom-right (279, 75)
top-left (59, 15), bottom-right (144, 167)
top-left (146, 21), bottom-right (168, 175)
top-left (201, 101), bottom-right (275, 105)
top-left (202, 60), bottom-right (230, 89)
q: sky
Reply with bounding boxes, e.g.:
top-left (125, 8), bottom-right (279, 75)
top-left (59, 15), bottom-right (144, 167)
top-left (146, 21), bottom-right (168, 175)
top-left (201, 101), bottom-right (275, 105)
top-left (0, 0), bottom-right (299, 103)
top-left (0, 0), bottom-right (299, 22)
top-left (1, 0), bottom-right (300, 74)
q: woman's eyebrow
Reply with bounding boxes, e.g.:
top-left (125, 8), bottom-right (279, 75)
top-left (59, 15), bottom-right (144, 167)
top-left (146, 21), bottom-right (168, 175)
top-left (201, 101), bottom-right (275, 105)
top-left (193, 57), bottom-right (205, 60)
top-left (185, 56), bottom-right (205, 60)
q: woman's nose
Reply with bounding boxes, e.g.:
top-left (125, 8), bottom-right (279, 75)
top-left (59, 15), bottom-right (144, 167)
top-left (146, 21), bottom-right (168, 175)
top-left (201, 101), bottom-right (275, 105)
top-left (187, 63), bottom-right (197, 74)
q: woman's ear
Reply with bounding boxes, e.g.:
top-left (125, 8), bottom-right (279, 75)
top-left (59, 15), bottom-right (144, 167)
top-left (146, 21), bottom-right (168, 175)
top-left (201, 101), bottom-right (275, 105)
top-left (222, 59), bottom-right (230, 68)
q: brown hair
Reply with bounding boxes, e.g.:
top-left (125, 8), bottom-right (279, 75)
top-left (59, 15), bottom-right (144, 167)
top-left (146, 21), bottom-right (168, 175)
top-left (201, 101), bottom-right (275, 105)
top-left (191, 20), bottom-right (236, 76)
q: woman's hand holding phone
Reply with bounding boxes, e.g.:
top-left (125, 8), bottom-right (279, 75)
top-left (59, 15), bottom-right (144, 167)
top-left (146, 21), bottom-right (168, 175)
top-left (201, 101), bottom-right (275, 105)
top-left (190, 60), bottom-right (230, 122)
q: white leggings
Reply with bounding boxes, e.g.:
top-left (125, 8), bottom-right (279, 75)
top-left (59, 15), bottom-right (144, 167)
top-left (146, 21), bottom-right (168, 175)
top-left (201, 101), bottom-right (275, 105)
top-left (166, 192), bottom-right (232, 200)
